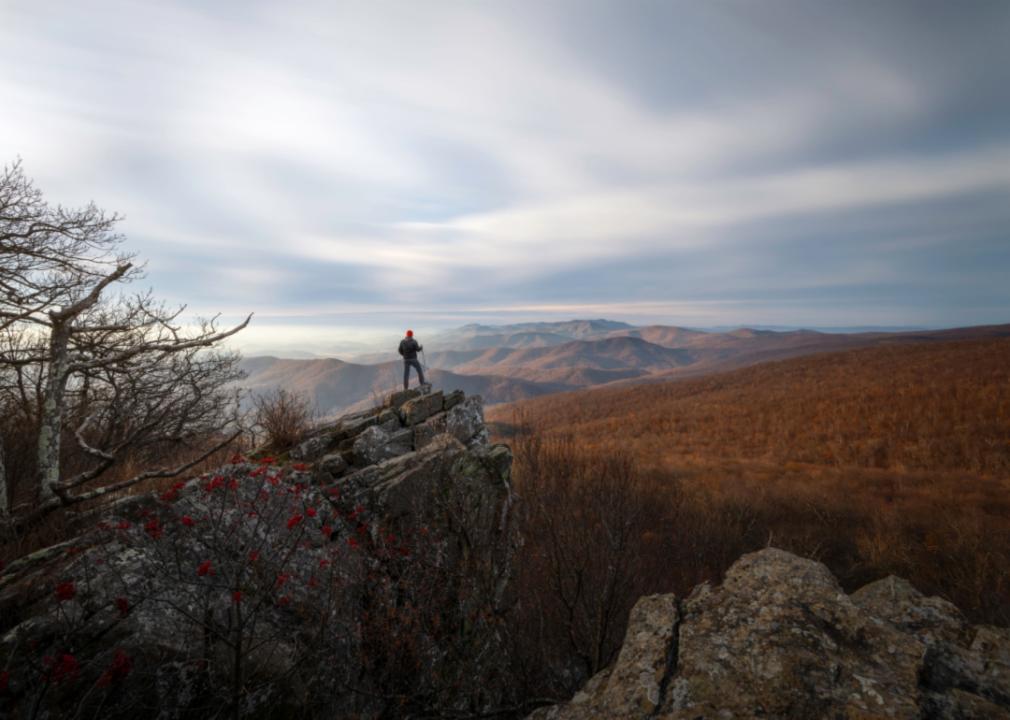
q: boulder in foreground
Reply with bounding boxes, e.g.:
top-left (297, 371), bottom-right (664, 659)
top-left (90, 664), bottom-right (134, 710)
top-left (531, 548), bottom-right (1010, 720)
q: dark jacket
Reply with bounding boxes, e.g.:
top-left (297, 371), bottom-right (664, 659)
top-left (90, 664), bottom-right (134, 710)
top-left (398, 337), bottom-right (422, 361)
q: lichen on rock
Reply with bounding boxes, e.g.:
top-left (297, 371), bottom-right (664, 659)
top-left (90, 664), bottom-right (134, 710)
top-left (531, 548), bottom-right (1010, 720)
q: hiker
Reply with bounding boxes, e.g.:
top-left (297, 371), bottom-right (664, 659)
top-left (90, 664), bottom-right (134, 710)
top-left (398, 329), bottom-right (426, 390)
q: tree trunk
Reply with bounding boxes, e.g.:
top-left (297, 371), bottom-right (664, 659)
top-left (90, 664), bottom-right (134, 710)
top-left (0, 433), bottom-right (8, 516)
top-left (36, 319), bottom-right (71, 504)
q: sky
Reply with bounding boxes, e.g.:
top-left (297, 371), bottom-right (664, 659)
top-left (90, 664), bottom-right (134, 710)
top-left (2, 0), bottom-right (1009, 354)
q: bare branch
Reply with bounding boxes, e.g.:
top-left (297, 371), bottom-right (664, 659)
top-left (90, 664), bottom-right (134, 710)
top-left (67, 313), bottom-right (252, 373)
top-left (51, 262), bottom-right (132, 322)
top-left (1, 159), bottom-right (251, 524)
top-left (14, 429), bottom-right (243, 528)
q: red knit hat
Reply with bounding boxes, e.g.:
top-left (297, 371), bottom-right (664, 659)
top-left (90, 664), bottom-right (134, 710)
top-left (406, 329), bottom-right (413, 337)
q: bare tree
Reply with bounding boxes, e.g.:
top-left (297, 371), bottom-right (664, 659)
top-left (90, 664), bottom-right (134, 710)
top-left (511, 429), bottom-right (658, 692)
top-left (0, 158), bottom-right (250, 526)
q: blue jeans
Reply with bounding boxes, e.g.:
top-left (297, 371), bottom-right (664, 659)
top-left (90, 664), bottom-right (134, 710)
top-left (403, 359), bottom-right (425, 390)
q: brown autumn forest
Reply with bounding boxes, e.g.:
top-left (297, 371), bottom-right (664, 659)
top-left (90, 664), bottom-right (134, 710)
top-left (491, 337), bottom-right (1010, 655)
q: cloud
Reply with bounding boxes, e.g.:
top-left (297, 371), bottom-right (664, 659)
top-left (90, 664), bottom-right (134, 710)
top-left (283, 143), bottom-right (1010, 289)
top-left (1, 0), bottom-right (1008, 333)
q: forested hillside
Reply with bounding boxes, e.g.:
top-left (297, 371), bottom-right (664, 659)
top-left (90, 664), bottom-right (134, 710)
top-left (492, 338), bottom-right (1010, 628)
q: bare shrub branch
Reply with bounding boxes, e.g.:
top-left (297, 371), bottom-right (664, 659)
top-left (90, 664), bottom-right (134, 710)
top-left (253, 389), bottom-right (314, 451)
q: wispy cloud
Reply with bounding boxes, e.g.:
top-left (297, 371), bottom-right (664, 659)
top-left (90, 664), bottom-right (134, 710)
top-left (1, 0), bottom-right (1008, 342)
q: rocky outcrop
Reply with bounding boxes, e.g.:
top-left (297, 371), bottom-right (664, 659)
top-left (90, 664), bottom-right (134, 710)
top-left (291, 384), bottom-right (490, 479)
top-left (531, 548), bottom-right (1010, 720)
top-left (352, 424), bottom-right (413, 465)
top-left (0, 388), bottom-right (516, 719)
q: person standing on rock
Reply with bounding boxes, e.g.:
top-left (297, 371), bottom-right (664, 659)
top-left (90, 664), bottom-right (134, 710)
top-left (398, 329), bottom-right (426, 390)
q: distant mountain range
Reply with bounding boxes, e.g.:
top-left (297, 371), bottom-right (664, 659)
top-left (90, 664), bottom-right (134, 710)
top-left (238, 320), bottom-right (1010, 417)
top-left (237, 356), bottom-right (569, 419)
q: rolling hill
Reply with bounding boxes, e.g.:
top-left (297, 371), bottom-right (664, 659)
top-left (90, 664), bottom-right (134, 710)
top-left (488, 335), bottom-right (1010, 476)
top-left (237, 356), bottom-right (568, 418)
top-left (426, 322), bottom-right (1010, 387)
top-left (429, 336), bottom-right (694, 373)
top-left (431, 318), bottom-right (634, 345)
top-left (243, 321), bottom-right (1010, 418)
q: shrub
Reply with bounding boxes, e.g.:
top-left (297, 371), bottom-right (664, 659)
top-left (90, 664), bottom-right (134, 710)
top-left (253, 389), bottom-right (314, 451)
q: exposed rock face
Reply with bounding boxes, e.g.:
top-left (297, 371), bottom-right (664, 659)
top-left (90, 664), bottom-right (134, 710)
top-left (414, 395), bottom-right (488, 450)
top-left (291, 384), bottom-right (488, 467)
top-left (0, 389), bottom-right (515, 719)
top-left (414, 412), bottom-right (448, 449)
top-left (443, 388), bottom-right (465, 410)
top-left (316, 451), bottom-right (348, 477)
top-left (446, 395), bottom-right (489, 447)
top-left (289, 432), bottom-right (333, 462)
top-left (385, 386), bottom-right (421, 410)
top-left (351, 424), bottom-right (412, 465)
top-left (399, 389), bottom-right (445, 426)
top-left (531, 548), bottom-right (1010, 720)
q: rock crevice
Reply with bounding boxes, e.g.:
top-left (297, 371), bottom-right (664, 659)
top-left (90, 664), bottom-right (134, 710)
top-left (648, 597), bottom-right (683, 720)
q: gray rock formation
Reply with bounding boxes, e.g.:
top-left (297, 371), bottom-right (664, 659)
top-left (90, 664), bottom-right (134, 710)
top-left (351, 424), bottom-right (413, 465)
top-left (443, 388), bottom-right (465, 410)
top-left (289, 432), bottom-right (333, 462)
top-left (414, 395), bottom-right (488, 450)
top-left (0, 389), bottom-right (516, 719)
top-left (530, 548), bottom-right (1010, 720)
top-left (316, 450), bottom-right (349, 477)
top-left (290, 385), bottom-right (487, 466)
top-left (399, 389), bottom-right (445, 426)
